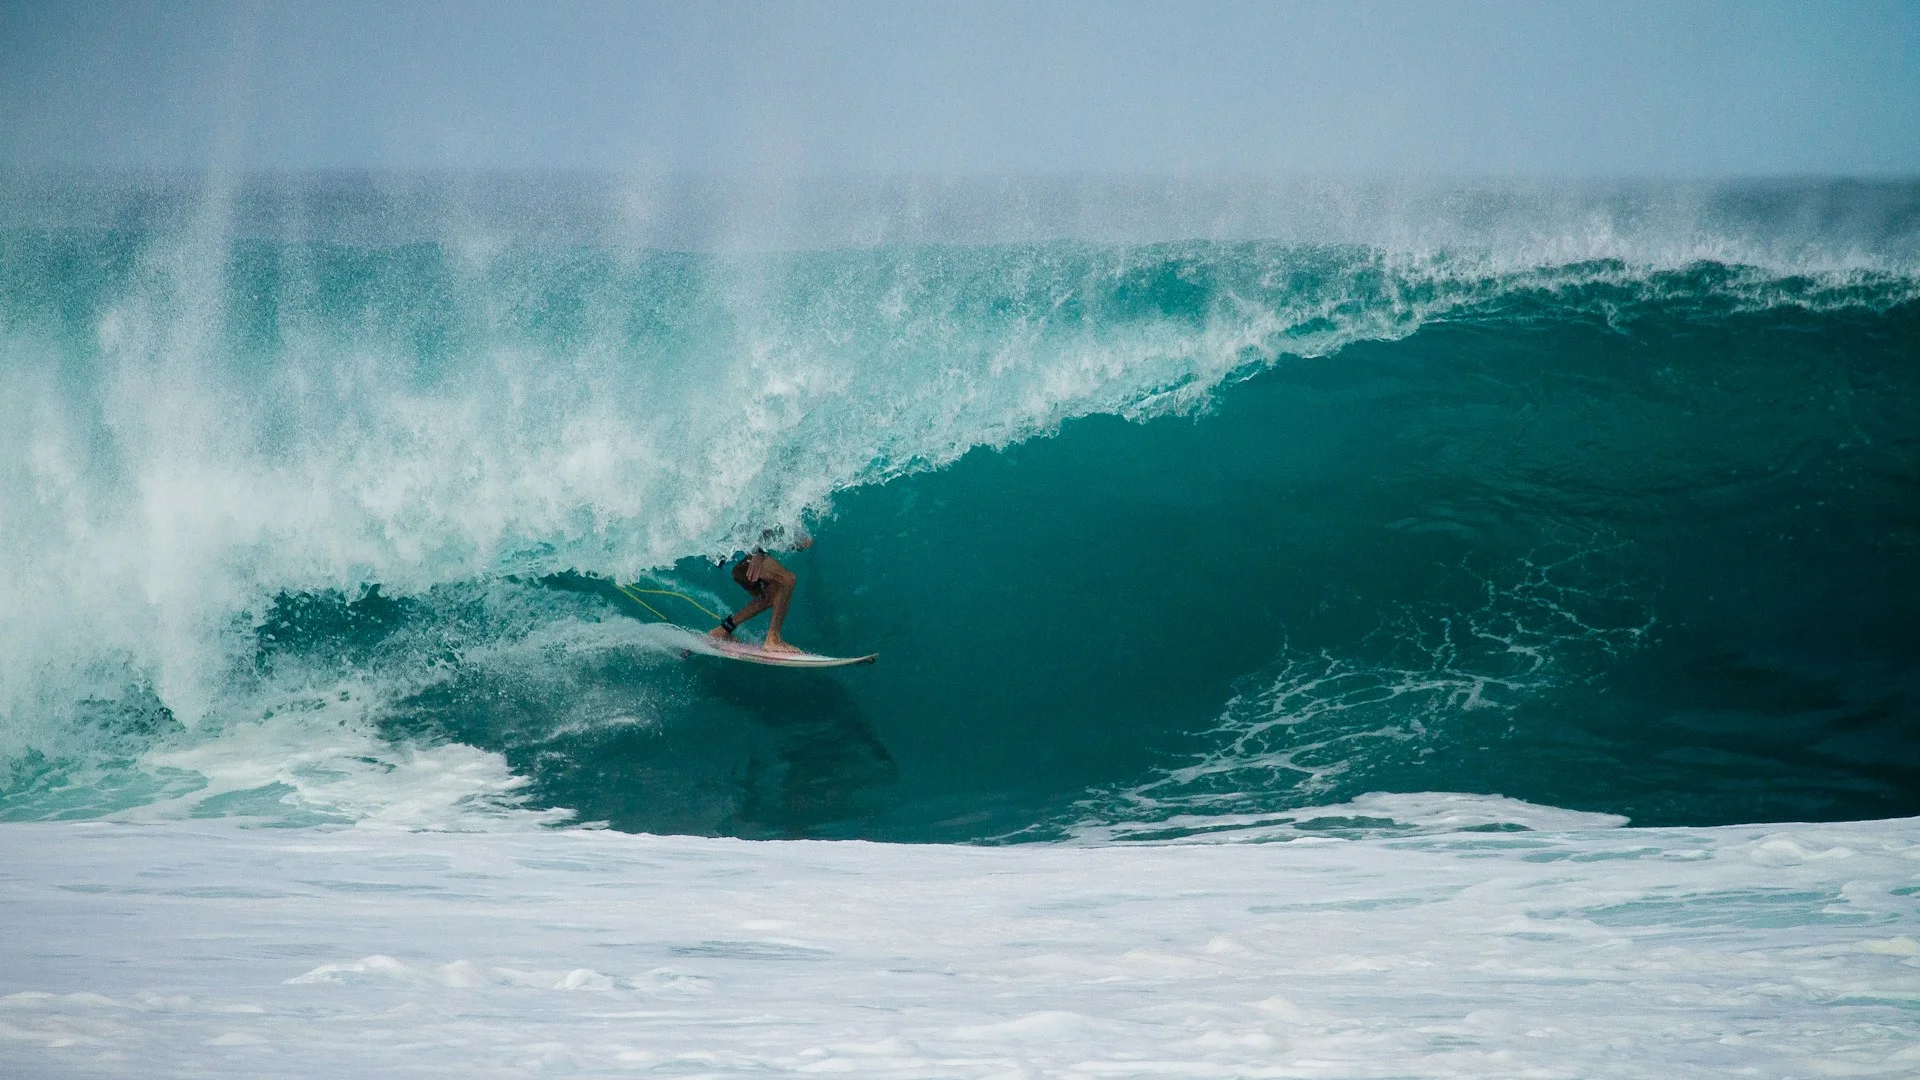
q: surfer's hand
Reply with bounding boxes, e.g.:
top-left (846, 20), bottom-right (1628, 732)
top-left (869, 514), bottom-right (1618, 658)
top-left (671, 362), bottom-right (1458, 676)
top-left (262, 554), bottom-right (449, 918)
top-left (794, 535), bottom-right (814, 551)
top-left (745, 554), bottom-right (763, 582)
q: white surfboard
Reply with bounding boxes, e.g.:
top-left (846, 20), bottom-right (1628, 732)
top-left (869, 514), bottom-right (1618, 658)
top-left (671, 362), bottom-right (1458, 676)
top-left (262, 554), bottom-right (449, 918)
top-left (675, 628), bottom-right (877, 668)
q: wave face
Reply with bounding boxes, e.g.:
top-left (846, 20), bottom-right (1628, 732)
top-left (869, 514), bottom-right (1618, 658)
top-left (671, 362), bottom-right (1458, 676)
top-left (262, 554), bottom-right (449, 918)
top-left (3, 174), bottom-right (1918, 839)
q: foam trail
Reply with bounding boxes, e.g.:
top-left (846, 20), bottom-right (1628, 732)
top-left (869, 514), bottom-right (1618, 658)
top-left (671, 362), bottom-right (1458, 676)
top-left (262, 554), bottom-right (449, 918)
top-left (1040, 543), bottom-right (1657, 842)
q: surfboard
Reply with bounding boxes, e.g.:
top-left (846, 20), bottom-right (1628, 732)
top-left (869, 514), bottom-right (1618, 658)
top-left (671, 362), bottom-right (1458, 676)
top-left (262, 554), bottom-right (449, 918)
top-left (673, 628), bottom-right (877, 668)
top-left (710, 640), bottom-right (878, 668)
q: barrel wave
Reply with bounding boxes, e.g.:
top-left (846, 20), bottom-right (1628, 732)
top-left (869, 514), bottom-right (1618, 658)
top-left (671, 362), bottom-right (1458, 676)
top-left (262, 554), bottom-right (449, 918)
top-left (3, 176), bottom-right (1917, 840)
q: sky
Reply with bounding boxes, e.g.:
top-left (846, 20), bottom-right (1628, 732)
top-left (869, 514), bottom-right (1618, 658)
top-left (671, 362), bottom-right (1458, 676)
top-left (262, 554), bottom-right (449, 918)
top-left (2, 0), bottom-right (1917, 176)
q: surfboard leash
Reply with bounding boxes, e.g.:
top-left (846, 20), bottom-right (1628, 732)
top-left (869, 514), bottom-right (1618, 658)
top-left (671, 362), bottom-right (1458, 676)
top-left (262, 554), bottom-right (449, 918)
top-left (613, 583), bottom-right (725, 624)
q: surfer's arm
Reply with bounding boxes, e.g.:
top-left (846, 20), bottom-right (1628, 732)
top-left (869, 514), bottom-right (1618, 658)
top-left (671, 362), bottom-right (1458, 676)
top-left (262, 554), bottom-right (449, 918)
top-left (752, 554), bottom-right (797, 588)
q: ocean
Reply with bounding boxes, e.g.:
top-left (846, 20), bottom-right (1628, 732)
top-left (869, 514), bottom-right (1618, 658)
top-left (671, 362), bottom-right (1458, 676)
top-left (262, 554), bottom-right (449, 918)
top-left (2, 173), bottom-right (1916, 1076)
top-left (4, 173), bottom-right (1915, 841)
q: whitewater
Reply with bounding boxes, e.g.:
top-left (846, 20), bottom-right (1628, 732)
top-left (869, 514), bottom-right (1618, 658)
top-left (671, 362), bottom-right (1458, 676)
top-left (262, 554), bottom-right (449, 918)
top-left (3, 173), bottom-right (1918, 1075)
top-left (5, 812), bottom-right (1919, 1077)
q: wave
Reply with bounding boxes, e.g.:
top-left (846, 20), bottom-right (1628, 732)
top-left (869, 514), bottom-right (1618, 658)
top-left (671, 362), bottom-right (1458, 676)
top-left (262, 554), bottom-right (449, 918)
top-left (2, 174), bottom-right (1918, 837)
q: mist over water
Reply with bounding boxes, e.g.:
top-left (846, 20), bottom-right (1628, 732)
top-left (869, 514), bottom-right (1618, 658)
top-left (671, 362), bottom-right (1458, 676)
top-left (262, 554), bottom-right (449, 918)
top-left (2, 172), bottom-right (1917, 839)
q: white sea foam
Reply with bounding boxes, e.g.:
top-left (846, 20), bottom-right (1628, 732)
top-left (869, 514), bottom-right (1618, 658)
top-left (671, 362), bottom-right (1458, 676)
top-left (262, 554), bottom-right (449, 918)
top-left (2, 813), bottom-right (1916, 1077)
top-left (1057, 791), bottom-right (1630, 845)
top-left (128, 702), bottom-right (568, 831)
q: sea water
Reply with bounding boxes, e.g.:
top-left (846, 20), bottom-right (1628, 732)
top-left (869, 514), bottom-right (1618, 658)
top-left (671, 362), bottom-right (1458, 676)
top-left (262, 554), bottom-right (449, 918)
top-left (1, 173), bottom-right (1916, 1075)
top-left (4, 813), bottom-right (1918, 1077)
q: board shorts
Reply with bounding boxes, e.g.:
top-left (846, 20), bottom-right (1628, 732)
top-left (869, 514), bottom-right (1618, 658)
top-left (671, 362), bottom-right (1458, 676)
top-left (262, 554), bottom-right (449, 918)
top-left (731, 555), bottom-right (767, 596)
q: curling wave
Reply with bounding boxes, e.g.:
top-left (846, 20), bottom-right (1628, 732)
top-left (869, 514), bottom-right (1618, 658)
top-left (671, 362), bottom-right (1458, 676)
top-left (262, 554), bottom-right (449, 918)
top-left (2, 174), bottom-right (1918, 838)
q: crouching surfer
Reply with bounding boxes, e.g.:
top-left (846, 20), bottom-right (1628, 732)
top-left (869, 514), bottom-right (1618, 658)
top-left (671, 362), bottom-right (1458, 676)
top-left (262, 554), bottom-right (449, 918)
top-left (709, 528), bottom-right (813, 654)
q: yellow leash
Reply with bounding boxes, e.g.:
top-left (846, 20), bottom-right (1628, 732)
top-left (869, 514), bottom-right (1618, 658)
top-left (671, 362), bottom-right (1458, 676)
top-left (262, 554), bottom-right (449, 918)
top-left (614, 583), bottom-right (725, 624)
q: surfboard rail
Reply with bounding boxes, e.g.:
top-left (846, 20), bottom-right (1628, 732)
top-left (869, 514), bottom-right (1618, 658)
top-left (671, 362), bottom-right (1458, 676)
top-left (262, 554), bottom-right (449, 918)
top-left (709, 642), bottom-right (879, 668)
top-left (669, 627), bottom-right (877, 668)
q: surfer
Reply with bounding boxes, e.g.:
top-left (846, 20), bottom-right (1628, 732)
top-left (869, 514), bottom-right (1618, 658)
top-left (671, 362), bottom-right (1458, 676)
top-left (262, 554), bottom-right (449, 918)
top-left (709, 528), bottom-right (813, 654)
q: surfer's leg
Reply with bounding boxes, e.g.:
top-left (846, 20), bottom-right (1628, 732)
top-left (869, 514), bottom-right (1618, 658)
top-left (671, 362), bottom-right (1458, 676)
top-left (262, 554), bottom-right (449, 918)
top-left (756, 558), bottom-right (802, 654)
top-left (761, 578), bottom-right (800, 653)
top-left (709, 594), bottom-right (769, 638)
top-left (709, 559), bottom-right (772, 638)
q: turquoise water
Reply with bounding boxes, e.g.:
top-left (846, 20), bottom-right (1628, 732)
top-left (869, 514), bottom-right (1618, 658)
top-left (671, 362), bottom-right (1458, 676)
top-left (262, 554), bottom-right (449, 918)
top-left (2, 175), bottom-right (1917, 839)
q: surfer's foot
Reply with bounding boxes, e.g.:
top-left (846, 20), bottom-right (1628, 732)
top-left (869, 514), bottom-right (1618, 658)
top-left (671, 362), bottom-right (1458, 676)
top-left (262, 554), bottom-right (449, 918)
top-left (761, 637), bottom-right (803, 654)
top-left (707, 626), bottom-right (733, 640)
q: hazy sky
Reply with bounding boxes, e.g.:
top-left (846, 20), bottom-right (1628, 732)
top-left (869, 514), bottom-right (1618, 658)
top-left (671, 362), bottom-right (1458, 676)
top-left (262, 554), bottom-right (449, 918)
top-left (3, 0), bottom-right (1917, 175)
